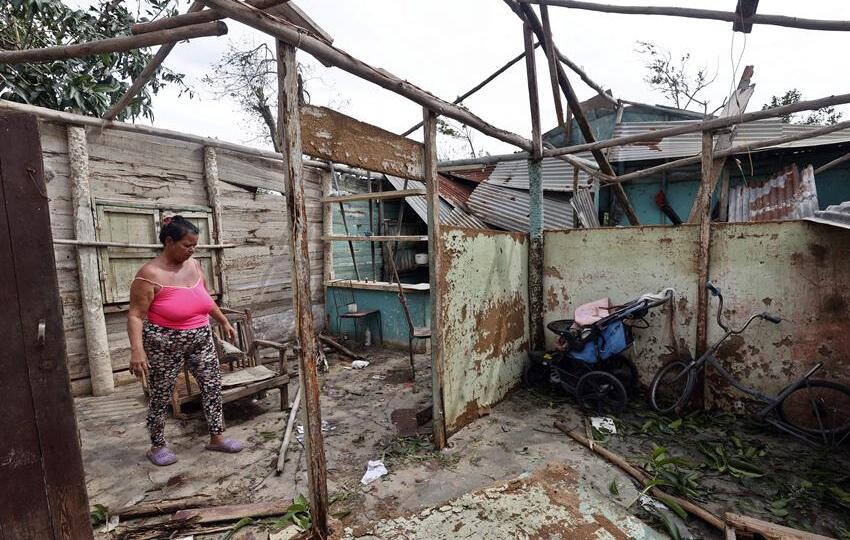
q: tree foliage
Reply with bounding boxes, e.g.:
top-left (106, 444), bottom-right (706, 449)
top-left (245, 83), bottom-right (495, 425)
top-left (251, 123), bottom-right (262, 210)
top-left (0, 0), bottom-right (192, 120)
top-left (761, 89), bottom-right (843, 126)
top-left (637, 41), bottom-right (717, 114)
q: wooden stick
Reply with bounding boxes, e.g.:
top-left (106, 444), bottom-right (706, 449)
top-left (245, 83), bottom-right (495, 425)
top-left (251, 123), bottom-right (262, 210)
top-left (203, 146), bottom-right (230, 303)
top-left (114, 496), bottom-right (214, 519)
top-left (173, 500), bottom-right (292, 524)
top-left (318, 334), bottom-right (364, 360)
top-left (553, 420), bottom-right (724, 530)
top-left (102, 1), bottom-right (205, 121)
top-left (545, 93), bottom-right (850, 159)
top-left (540, 5), bottom-right (566, 134)
top-left (276, 385), bottom-right (301, 474)
top-left (509, 1), bottom-right (640, 225)
top-left (519, 0), bottom-right (850, 32)
top-left (814, 150), bottom-right (850, 175)
top-left (52, 238), bottom-right (234, 249)
top-left (0, 21), bottom-right (227, 64)
top-left (322, 235), bottom-right (428, 243)
top-left (132, 0), bottom-right (283, 34)
top-left (724, 513), bottom-right (834, 540)
top-left (277, 40), bottom-right (329, 537)
top-left (199, 0), bottom-right (532, 151)
top-left (556, 50), bottom-right (618, 107)
top-left (400, 43), bottom-right (540, 137)
top-left (322, 189), bottom-right (427, 203)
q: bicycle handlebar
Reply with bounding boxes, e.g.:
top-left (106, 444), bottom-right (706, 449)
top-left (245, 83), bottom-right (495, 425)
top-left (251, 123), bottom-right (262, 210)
top-left (705, 281), bottom-right (783, 334)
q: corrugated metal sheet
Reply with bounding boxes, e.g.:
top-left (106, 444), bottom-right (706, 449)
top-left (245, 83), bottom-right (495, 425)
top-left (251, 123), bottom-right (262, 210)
top-left (488, 119), bottom-right (850, 193)
top-left (806, 201), bottom-right (850, 229)
top-left (606, 119), bottom-right (850, 163)
top-left (441, 164), bottom-right (494, 183)
top-left (728, 164), bottom-right (819, 222)
top-left (467, 182), bottom-right (574, 231)
top-left (571, 189), bottom-right (599, 228)
top-left (386, 175), bottom-right (486, 229)
top-left (487, 155), bottom-right (595, 192)
top-left (438, 174), bottom-right (475, 207)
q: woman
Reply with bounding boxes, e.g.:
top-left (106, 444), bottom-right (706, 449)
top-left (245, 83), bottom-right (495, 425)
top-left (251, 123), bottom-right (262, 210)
top-left (128, 215), bottom-right (242, 466)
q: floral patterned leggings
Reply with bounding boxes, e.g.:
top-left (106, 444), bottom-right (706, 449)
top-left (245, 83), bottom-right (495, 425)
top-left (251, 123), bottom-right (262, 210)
top-left (143, 321), bottom-right (224, 447)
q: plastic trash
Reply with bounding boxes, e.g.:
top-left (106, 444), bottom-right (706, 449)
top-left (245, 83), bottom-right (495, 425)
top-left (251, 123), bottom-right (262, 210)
top-left (352, 360), bottom-right (370, 369)
top-left (360, 460), bottom-right (388, 485)
top-left (591, 416), bottom-right (617, 434)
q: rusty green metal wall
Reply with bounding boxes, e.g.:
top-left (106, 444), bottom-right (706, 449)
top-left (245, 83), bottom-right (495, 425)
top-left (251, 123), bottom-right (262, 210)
top-left (707, 222), bottom-right (850, 406)
top-left (543, 226), bottom-right (700, 385)
top-left (543, 221), bottom-right (850, 408)
top-left (439, 227), bottom-right (529, 434)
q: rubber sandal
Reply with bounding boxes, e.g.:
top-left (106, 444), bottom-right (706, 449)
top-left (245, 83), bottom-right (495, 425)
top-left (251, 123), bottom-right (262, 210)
top-left (147, 447), bottom-right (178, 466)
top-left (205, 437), bottom-right (243, 453)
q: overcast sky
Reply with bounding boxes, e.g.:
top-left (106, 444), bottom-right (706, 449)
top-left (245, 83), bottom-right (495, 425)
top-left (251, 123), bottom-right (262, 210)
top-left (69, 0), bottom-right (850, 157)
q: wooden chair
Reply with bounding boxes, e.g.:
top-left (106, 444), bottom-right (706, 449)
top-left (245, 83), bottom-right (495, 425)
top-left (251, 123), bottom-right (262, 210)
top-left (144, 307), bottom-right (293, 419)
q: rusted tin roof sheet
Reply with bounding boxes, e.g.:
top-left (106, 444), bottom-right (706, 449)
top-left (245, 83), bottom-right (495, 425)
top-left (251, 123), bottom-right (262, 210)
top-left (728, 164), bottom-right (819, 222)
top-left (438, 174), bottom-right (475, 208)
top-left (806, 201), bottom-right (850, 229)
top-left (467, 181), bottom-right (574, 231)
top-left (385, 175), bottom-right (486, 229)
top-left (441, 164), bottom-right (495, 183)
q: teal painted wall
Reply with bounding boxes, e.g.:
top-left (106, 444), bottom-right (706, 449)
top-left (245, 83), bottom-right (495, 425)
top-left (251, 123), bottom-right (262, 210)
top-left (325, 286), bottom-right (430, 349)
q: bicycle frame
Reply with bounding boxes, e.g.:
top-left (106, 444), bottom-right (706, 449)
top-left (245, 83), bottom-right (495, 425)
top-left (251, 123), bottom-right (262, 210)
top-left (677, 284), bottom-right (829, 444)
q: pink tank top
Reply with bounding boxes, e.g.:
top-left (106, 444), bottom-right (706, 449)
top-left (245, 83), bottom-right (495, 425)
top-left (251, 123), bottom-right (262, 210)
top-left (139, 270), bottom-right (217, 330)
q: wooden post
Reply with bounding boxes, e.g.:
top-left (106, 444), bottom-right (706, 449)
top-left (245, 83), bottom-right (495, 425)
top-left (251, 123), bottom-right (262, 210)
top-left (203, 147), bottom-right (230, 304)
top-left (539, 5), bottom-right (566, 132)
top-left (510, 1), bottom-right (640, 225)
top-left (276, 41), bottom-right (328, 537)
top-left (695, 131), bottom-right (715, 360)
top-left (67, 125), bottom-right (113, 396)
top-left (425, 109), bottom-right (447, 450)
top-left (717, 164), bottom-right (731, 222)
top-left (524, 20), bottom-right (545, 351)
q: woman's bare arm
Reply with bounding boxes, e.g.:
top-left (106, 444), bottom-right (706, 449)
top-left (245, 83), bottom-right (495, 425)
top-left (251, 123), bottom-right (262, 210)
top-left (127, 277), bottom-right (155, 378)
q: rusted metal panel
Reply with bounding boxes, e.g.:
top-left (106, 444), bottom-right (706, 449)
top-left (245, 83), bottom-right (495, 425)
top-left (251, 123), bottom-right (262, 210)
top-left (340, 462), bottom-right (664, 539)
top-left (300, 105), bottom-right (423, 180)
top-left (467, 181), bottom-right (574, 231)
top-left (543, 226), bottom-right (700, 381)
top-left (487, 154), bottom-right (594, 192)
top-left (728, 164), bottom-right (819, 222)
top-left (707, 221), bottom-right (850, 408)
top-left (438, 174), bottom-right (474, 208)
top-left (439, 227), bottom-right (529, 435)
top-left (385, 175), bottom-right (486, 229)
top-left (571, 189), bottom-right (599, 227)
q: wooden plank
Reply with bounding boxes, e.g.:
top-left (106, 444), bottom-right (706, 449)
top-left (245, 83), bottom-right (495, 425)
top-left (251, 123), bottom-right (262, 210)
top-left (322, 235), bottom-right (428, 242)
top-left (321, 188), bottom-right (427, 203)
top-left (0, 21), bottom-right (227, 64)
top-left (520, 0), bottom-right (850, 31)
top-left (173, 500), bottom-right (292, 524)
top-left (67, 125), bottom-right (114, 396)
top-left (724, 513), bottom-right (834, 540)
top-left (301, 105), bottom-right (424, 180)
top-left (321, 170), bottom-right (334, 282)
top-left (425, 109), bottom-right (447, 450)
top-left (204, 147), bottom-right (230, 303)
top-left (0, 111), bottom-right (92, 538)
top-left (277, 42), bottom-right (329, 537)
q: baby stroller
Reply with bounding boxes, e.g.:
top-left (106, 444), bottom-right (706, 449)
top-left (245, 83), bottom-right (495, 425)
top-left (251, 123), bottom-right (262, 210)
top-left (524, 290), bottom-right (672, 414)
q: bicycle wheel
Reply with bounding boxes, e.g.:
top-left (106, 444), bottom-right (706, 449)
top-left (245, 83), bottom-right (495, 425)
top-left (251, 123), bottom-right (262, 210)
top-left (576, 371), bottom-right (627, 415)
top-left (777, 379), bottom-right (850, 439)
top-left (649, 360), bottom-right (696, 414)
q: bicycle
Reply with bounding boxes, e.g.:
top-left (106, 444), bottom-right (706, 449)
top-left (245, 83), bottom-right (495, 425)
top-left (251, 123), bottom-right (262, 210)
top-left (649, 281), bottom-right (850, 446)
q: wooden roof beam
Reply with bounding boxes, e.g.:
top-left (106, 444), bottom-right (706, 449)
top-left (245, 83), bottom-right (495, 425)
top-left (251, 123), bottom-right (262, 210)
top-left (518, 0), bottom-right (850, 32)
top-left (0, 21), bottom-right (227, 65)
top-left (199, 0), bottom-right (533, 152)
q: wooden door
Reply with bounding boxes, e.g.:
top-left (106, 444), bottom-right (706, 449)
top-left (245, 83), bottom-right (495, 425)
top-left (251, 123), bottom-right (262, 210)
top-left (0, 112), bottom-right (93, 539)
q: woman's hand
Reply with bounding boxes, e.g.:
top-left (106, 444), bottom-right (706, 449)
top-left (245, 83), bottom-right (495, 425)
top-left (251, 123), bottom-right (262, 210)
top-left (130, 350), bottom-right (149, 379)
top-left (223, 323), bottom-right (237, 343)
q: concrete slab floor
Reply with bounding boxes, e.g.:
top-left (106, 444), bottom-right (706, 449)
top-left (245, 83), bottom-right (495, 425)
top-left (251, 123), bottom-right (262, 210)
top-left (77, 348), bottom-right (679, 539)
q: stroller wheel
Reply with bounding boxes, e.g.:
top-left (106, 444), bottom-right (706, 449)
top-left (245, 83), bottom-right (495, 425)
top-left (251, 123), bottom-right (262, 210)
top-left (523, 359), bottom-right (549, 388)
top-left (607, 354), bottom-right (640, 393)
top-left (576, 371), bottom-right (627, 415)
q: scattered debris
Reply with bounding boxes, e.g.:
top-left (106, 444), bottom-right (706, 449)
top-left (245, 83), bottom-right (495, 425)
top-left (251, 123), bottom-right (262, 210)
top-left (295, 420), bottom-right (335, 444)
top-left (114, 495), bottom-right (215, 520)
top-left (351, 360), bottom-right (370, 369)
top-left (591, 416), bottom-right (618, 434)
top-left (276, 386), bottom-right (302, 475)
top-left (360, 460), bottom-right (388, 485)
top-left (319, 334), bottom-right (365, 360)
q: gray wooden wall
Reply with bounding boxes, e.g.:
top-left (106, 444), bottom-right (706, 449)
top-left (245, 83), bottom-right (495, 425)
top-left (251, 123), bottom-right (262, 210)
top-left (40, 121), bottom-right (326, 395)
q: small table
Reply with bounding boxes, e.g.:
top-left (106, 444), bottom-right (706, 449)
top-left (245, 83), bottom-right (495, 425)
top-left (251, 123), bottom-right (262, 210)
top-left (339, 309), bottom-right (383, 346)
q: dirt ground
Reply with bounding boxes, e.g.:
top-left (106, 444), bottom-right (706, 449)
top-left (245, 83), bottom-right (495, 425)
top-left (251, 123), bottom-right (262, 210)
top-left (77, 345), bottom-right (849, 539)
